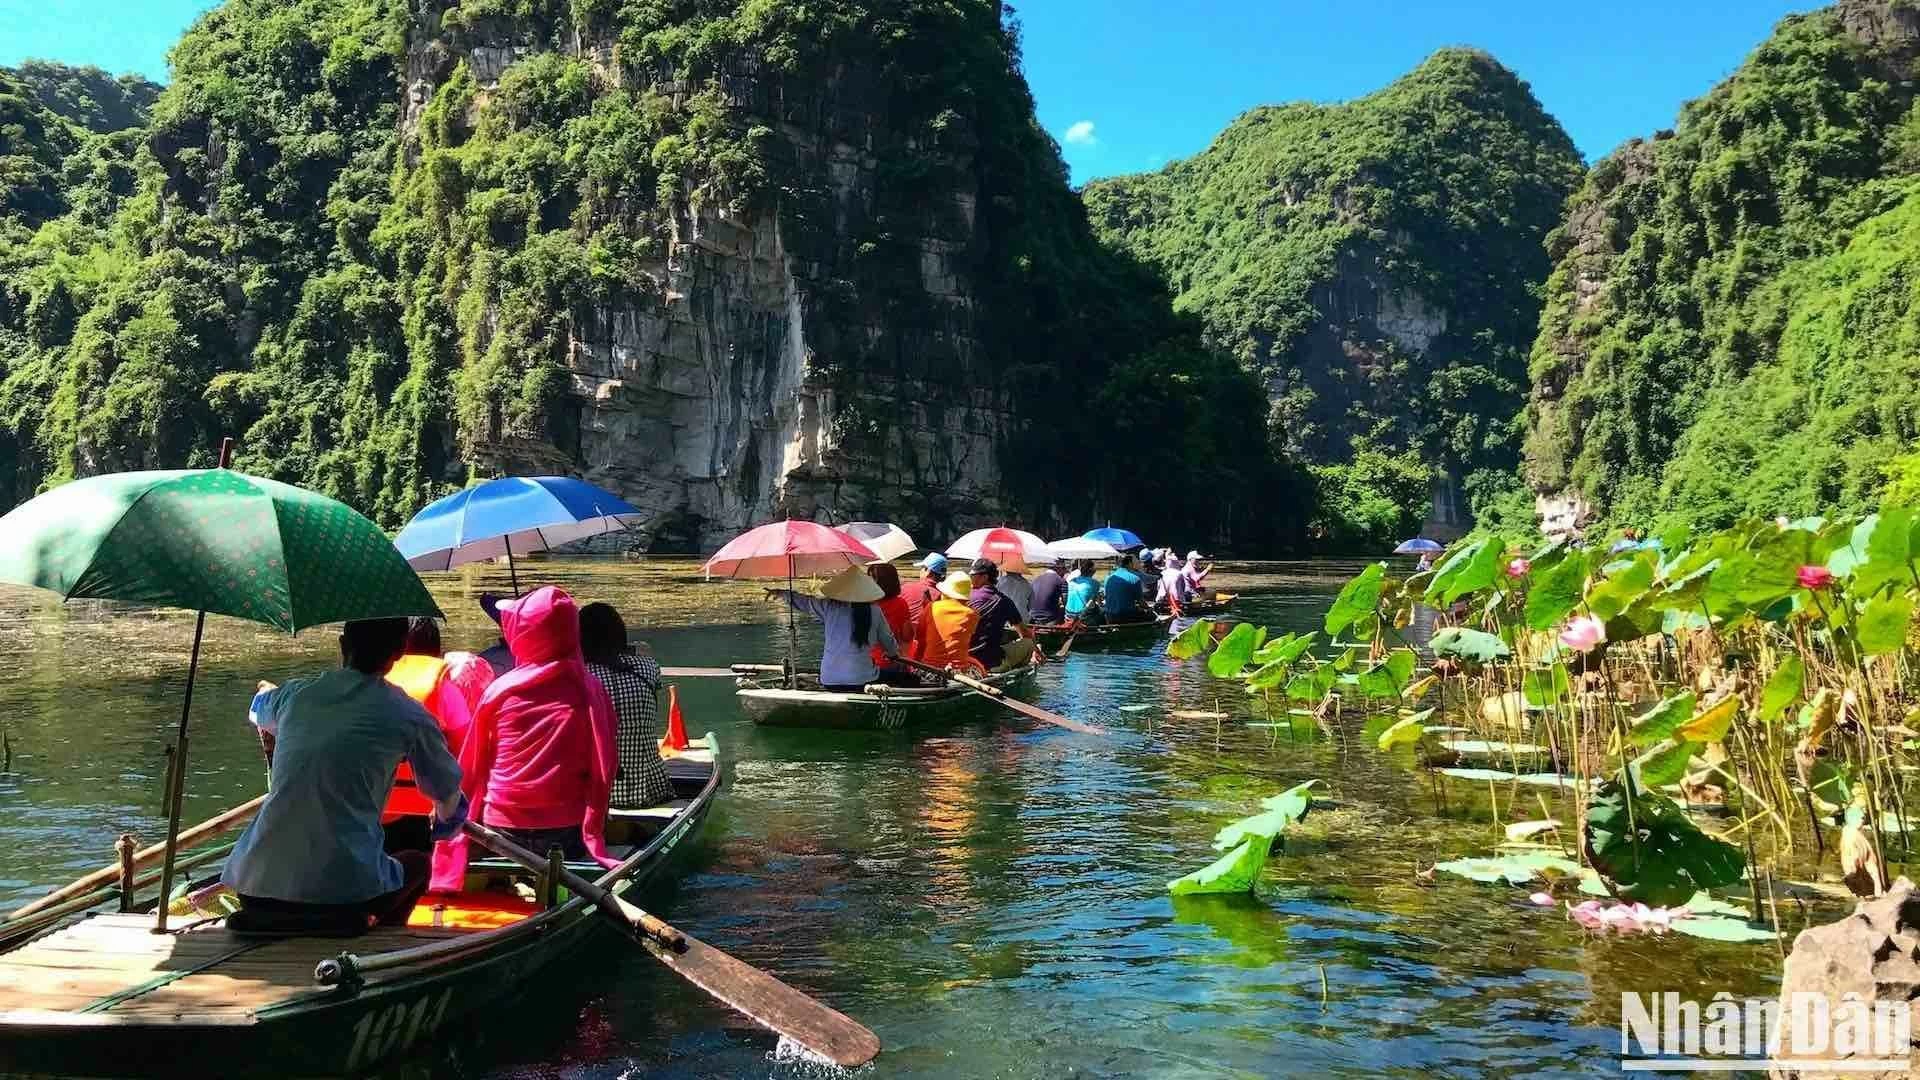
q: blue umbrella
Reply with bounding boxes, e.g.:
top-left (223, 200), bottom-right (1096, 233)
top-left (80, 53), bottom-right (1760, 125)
top-left (395, 475), bottom-right (643, 591)
top-left (1394, 538), bottom-right (1444, 555)
top-left (1083, 526), bottom-right (1144, 550)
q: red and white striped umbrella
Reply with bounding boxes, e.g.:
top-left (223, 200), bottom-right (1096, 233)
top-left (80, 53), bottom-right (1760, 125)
top-left (702, 520), bottom-right (877, 579)
top-left (947, 526), bottom-right (1046, 571)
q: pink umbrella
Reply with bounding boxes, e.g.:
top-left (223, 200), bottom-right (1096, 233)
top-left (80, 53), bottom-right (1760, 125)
top-left (703, 520), bottom-right (878, 579)
top-left (972, 527), bottom-right (1030, 572)
top-left (703, 520), bottom-right (878, 681)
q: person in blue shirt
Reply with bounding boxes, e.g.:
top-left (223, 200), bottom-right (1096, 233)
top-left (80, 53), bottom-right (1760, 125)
top-left (1065, 559), bottom-right (1104, 624)
top-left (225, 617), bottom-right (467, 934)
top-left (1103, 554), bottom-right (1148, 622)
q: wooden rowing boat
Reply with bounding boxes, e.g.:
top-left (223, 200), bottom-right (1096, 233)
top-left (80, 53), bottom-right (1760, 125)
top-left (1162, 592), bottom-right (1238, 618)
top-left (1029, 614), bottom-right (1171, 651)
top-left (0, 736), bottom-right (723, 1077)
top-left (734, 665), bottom-right (1040, 730)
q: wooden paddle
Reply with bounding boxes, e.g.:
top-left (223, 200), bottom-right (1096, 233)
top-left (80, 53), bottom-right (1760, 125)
top-left (463, 821), bottom-right (881, 1068)
top-left (896, 657), bottom-right (1104, 734)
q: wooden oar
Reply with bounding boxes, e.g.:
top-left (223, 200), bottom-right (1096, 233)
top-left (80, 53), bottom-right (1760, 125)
top-left (462, 821), bottom-right (881, 1068)
top-left (896, 657), bottom-right (1104, 734)
top-left (5, 793), bottom-right (266, 921)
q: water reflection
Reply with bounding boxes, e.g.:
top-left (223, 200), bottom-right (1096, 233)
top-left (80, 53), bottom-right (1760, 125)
top-left (0, 559), bottom-right (1800, 1078)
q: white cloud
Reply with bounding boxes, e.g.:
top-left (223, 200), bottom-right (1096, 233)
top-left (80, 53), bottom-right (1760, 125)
top-left (1064, 120), bottom-right (1097, 146)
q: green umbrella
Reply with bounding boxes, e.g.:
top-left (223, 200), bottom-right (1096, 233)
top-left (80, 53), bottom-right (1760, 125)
top-left (0, 463), bottom-right (442, 929)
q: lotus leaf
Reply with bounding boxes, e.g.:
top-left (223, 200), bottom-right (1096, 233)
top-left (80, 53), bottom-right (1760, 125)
top-left (1429, 626), bottom-right (1509, 663)
top-left (1856, 507), bottom-right (1917, 597)
top-left (1631, 739), bottom-right (1699, 787)
top-left (1245, 659), bottom-right (1292, 690)
top-left (1168, 617), bottom-right (1215, 660)
top-left (1403, 674), bottom-right (1438, 700)
top-left (1377, 709), bottom-right (1434, 751)
top-left (1808, 759), bottom-right (1853, 809)
top-left (1524, 549), bottom-right (1590, 630)
top-left (1168, 836), bottom-right (1272, 896)
top-left (1678, 695), bottom-right (1739, 743)
top-left (1523, 663), bottom-right (1571, 707)
top-left (1759, 655), bottom-right (1804, 721)
top-left (1211, 808), bottom-right (1297, 852)
top-left (1208, 622), bottom-right (1260, 677)
top-left (1433, 851), bottom-right (1582, 885)
top-left (1324, 562), bottom-right (1386, 637)
top-left (1584, 780), bottom-right (1745, 907)
top-left (1424, 540), bottom-right (1486, 604)
top-left (1504, 820), bottom-right (1561, 842)
top-left (1669, 916), bottom-right (1775, 943)
top-left (1628, 692), bottom-right (1696, 747)
top-left (1588, 553), bottom-right (1657, 622)
top-left (1258, 780), bottom-right (1320, 821)
top-left (1857, 591), bottom-right (1914, 656)
top-left (1252, 631), bottom-right (1316, 667)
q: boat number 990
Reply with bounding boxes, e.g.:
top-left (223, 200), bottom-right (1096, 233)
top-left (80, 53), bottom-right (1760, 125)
top-left (344, 987), bottom-right (454, 1071)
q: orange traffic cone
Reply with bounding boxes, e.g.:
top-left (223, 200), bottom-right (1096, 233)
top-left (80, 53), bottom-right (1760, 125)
top-left (661, 684), bottom-right (690, 753)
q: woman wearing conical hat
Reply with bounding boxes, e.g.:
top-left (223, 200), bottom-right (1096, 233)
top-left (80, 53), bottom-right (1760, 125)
top-left (766, 566), bottom-right (912, 691)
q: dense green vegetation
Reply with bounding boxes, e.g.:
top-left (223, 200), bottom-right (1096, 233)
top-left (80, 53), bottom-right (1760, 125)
top-left (1526, 3), bottom-right (1920, 532)
top-left (0, 0), bottom-right (1288, 547)
top-left (11, 62), bottom-right (160, 135)
top-left (1085, 49), bottom-right (1584, 546)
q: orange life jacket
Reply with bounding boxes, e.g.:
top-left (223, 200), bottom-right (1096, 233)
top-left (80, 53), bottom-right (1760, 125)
top-left (383, 654), bottom-right (450, 820)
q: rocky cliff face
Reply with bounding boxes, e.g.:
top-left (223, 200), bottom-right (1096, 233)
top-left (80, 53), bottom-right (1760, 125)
top-left (8, 0), bottom-right (1278, 553)
top-left (392, 8), bottom-right (1013, 551)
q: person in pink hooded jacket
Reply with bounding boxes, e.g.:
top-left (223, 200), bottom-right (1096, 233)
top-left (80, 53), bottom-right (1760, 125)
top-left (435, 586), bottom-right (618, 889)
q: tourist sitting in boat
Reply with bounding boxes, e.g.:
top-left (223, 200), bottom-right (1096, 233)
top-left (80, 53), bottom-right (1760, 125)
top-left (996, 561), bottom-right (1034, 621)
top-left (1027, 558), bottom-right (1066, 625)
top-left (224, 617), bottom-right (467, 934)
top-left (459, 586), bottom-right (619, 868)
top-left (1103, 553), bottom-right (1148, 623)
top-left (916, 571), bottom-right (983, 671)
top-left (381, 617), bottom-right (497, 854)
top-left (1156, 554), bottom-right (1195, 615)
top-left (578, 602), bottom-right (676, 809)
top-left (867, 561), bottom-right (919, 671)
top-left (477, 594), bottom-right (517, 676)
top-left (901, 553), bottom-right (947, 626)
top-left (766, 566), bottom-right (913, 691)
top-left (1182, 550), bottom-right (1212, 593)
top-left (966, 558), bottom-right (1036, 670)
top-left (1065, 559), bottom-right (1103, 625)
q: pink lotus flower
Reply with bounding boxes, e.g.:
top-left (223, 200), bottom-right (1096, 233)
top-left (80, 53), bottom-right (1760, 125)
top-left (1528, 891), bottom-right (1554, 906)
top-left (1506, 558), bottom-right (1532, 578)
top-left (1567, 899), bottom-right (1691, 935)
top-left (1797, 565), bottom-right (1834, 590)
top-left (1558, 615), bottom-right (1607, 653)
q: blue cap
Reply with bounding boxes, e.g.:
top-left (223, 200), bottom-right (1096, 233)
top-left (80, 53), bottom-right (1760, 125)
top-left (916, 552), bottom-right (949, 574)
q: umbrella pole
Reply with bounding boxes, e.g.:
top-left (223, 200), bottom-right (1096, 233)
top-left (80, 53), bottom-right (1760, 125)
top-left (153, 609), bottom-right (206, 934)
top-left (504, 535), bottom-right (521, 596)
top-left (785, 555), bottom-right (797, 689)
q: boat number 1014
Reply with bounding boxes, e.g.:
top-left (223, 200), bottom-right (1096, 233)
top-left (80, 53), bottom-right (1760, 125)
top-left (344, 987), bottom-right (454, 1070)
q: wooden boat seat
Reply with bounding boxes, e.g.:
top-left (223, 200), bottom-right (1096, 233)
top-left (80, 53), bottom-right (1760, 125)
top-left (610, 798), bottom-right (692, 821)
top-left (0, 912), bottom-right (464, 1021)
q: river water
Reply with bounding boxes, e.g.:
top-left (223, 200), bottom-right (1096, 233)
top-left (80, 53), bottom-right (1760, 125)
top-left (0, 559), bottom-right (1802, 1078)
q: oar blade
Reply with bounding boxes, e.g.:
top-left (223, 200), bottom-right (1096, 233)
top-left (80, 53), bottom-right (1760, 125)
top-left (627, 907), bottom-right (881, 1067)
top-left (997, 693), bottom-right (1106, 735)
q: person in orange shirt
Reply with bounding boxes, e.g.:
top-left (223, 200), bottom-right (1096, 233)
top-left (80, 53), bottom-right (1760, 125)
top-left (915, 571), bottom-right (983, 671)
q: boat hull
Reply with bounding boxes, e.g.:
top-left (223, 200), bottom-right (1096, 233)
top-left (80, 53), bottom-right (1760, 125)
top-left (0, 740), bottom-right (722, 1078)
top-left (738, 667), bottom-right (1040, 730)
top-left (1029, 616), bottom-right (1169, 651)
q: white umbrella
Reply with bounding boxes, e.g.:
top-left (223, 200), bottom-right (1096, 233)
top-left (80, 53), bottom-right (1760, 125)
top-left (948, 527), bottom-right (1049, 564)
top-left (1046, 536), bottom-right (1121, 562)
top-left (837, 521), bottom-right (916, 563)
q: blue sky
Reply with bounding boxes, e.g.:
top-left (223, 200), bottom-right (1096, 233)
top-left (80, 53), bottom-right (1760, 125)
top-left (2, 0), bottom-right (1817, 182)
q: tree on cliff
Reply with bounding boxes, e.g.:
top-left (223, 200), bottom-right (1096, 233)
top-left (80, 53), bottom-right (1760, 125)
top-left (1526, 0), bottom-right (1920, 531)
top-left (0, 0), bottom-right (1287, 549)
top-left (1084, 48), bottom-right (1584, 547)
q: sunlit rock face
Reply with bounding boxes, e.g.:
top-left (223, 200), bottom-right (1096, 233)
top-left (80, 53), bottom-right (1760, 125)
top-left (409, 17), bottom-right (1011, 552)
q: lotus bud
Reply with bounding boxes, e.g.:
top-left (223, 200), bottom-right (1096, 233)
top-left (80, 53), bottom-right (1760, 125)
top-left (1505, 558), bottom-right (1531, 578)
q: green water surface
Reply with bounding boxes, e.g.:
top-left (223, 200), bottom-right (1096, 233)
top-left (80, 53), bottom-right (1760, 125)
top-left (0, 559), bottom-right (1795, 1078)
